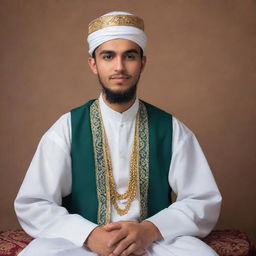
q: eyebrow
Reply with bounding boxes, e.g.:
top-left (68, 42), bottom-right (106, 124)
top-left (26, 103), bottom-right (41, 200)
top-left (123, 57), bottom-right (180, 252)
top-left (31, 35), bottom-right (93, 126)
top-left (99, 49), bottom-right (139, 55)
top-left (99, 50), bottom-right (115, 55)
top-left (125, 49), bottom-right (139, 55)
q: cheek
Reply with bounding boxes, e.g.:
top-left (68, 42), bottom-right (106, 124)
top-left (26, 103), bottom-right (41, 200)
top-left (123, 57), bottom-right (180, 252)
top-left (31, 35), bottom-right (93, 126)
top-left (130, 61), bottom-right (142, 72)
top-left (131, 65), bottom-right (142, 77)
top-left (97, 63), bottom-right (112, 76)
top-left (97, 68), bottom-right (110, 82)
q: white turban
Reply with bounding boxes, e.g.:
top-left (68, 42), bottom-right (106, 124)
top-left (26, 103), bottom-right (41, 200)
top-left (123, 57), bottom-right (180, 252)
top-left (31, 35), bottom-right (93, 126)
top-left (87, 11), bottom-right (147, 56)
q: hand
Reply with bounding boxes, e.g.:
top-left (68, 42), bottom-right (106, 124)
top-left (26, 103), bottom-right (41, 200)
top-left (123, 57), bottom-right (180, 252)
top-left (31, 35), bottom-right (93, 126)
top-left (130, 248), bottom-right (149, 256)
top-left (103, 221), bottom-right (163, 256)
top-left (85, 226), bottom-right (121, 256)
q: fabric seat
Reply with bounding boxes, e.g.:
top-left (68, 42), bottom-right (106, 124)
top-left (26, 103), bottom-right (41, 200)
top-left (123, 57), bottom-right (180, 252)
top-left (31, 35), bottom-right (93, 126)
top-left (0, 229), bottom-right (255, 256)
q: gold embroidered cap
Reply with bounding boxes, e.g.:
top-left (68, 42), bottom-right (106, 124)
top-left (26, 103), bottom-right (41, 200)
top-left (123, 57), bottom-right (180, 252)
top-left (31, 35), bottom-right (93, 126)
top-left (88, 14), bottom-right (144, 35)
top-left (87, 11), bottom-right (147, 56)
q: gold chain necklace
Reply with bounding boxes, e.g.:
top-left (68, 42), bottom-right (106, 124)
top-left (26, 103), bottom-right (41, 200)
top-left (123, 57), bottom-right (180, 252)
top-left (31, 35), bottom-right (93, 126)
top-left (100, 109), bottom-right (139, 216)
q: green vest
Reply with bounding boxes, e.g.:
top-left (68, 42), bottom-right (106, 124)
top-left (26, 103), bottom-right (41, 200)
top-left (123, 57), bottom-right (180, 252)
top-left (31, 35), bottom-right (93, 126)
top-left (62, 99), bottom-right (173, 224)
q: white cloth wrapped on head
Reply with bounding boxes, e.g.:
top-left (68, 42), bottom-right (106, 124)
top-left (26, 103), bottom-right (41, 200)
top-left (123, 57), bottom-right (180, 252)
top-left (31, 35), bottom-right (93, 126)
top-left (87, 11), bottom-right (147, 56)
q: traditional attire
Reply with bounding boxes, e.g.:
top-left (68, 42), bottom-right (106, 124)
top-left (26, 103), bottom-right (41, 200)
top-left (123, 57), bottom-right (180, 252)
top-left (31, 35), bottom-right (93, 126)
top-left (87, 11), bottom-right (147, 56)
top-left (15, 95), bottom-right (221, 256)
top-left (15, 11), bottom-right (222, 256)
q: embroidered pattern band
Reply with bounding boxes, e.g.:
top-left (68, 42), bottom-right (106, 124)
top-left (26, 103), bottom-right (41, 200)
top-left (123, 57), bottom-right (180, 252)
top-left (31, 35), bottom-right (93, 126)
top-left (88, 15), bottom-right (145, 35)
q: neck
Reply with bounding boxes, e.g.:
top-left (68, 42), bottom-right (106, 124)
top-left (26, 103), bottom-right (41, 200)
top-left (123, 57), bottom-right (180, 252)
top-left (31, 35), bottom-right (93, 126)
top-left (102, 93), bottom-right (136, 113)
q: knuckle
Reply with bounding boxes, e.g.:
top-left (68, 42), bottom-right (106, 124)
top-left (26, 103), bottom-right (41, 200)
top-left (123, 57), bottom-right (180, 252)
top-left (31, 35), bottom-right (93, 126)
top-left (122, 242), bottom-right (137, 256)
top-left (114, 241), bottom-right (129, 255)
top-left (122, 238), bottom-right (132, 248)
top-left (113, 248), bottom-right (122, 255)
top-left (131, 232), bottom-right (138, 241)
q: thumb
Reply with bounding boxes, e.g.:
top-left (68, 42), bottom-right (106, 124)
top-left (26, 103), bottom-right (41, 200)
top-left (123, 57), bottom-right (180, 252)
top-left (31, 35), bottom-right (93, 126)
top-left (103, 222), bottom-right (122, 231)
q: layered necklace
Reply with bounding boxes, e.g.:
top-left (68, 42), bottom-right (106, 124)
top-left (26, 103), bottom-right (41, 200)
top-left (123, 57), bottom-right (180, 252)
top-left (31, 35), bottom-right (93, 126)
top-left (99, 106), bottom-right (140, 216)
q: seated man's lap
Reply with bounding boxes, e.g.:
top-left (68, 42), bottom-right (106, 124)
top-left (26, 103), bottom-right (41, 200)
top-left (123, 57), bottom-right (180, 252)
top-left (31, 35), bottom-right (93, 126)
top-left (18, 238), bottom-right (97, 256)
top-left (19, 236), bottom-right (218, 256)
top-left (149, 236), bottom-right (218, 256)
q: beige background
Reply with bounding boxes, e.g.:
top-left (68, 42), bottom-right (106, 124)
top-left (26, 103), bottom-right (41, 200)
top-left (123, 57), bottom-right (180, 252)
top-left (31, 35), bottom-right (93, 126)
top-left (1, 0), bottom-right (255, 243)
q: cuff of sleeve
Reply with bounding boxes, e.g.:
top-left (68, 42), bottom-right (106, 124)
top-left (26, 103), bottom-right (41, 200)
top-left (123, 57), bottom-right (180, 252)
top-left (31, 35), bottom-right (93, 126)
top-left (145, 208), bottom-right (199, 243)
top-left (40, 214), bottom-right (98, 247)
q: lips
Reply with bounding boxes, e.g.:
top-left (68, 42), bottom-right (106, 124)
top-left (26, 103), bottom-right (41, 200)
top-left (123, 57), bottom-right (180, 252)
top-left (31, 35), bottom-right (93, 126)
top-left (110, 74), bottom-right (131, 80)
top-left (113, 76), bottom-right (126, 79)
top-left (112, 77), bottom-right (127, 84)
top-left (110, 76), bottom-right (129, 80)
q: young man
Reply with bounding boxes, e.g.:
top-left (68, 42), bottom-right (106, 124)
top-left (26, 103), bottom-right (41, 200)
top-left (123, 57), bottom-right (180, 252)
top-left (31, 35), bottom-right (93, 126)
top-left (15, 11), bottom-right (222, 256)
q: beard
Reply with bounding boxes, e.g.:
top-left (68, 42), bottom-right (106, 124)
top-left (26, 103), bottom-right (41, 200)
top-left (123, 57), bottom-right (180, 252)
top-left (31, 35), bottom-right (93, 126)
top-left (98, 74), bottom-right (140, 104)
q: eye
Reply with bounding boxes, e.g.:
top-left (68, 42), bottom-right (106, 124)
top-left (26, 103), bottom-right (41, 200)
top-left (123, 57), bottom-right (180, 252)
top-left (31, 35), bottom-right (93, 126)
top-left (103, 55), bottom-right (113, 60)
top-left (125, 54), bottom-right (136, 60)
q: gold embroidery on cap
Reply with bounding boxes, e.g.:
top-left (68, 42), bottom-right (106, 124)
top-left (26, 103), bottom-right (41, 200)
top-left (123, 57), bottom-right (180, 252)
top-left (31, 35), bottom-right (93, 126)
top-left (88, 15), bottom-right (144, 35)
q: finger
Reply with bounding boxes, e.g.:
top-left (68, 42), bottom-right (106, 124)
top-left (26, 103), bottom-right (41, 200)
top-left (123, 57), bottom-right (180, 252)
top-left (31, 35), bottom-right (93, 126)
top-left (108, 229), bottom-right (127, 247)
top-left (133, 251), bottom-right (148, 256)
top-left (133, 248), bottom-right (144, 254)
top-left (129, 254), bottom-right (148, 256)
top-left (112, 236), bottom-right (134, 256)
top-left (104, 222), bottom-right (122, 231)
top-left (120, 242), bottom-right (138, 256)
top-left (132, 248), bottom-right (146, 255)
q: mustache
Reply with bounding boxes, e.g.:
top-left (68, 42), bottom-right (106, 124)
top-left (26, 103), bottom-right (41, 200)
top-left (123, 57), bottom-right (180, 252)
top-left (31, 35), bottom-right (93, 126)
top-left (109, 72), bottom-right (131, 79)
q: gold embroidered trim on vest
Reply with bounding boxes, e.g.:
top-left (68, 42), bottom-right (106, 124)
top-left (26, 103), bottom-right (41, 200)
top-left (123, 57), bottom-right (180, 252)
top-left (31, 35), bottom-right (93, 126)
top-left (90, 100), bottom-right (111, 225)
top-left (138, 102), bottom-right (149, 221)
top-left (90, 99), bottom-right (149, 224)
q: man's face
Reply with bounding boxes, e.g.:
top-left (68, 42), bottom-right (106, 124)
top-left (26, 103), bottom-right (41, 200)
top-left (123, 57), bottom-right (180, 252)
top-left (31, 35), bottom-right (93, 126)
top-left (88, 39), bottom-right (146, 103)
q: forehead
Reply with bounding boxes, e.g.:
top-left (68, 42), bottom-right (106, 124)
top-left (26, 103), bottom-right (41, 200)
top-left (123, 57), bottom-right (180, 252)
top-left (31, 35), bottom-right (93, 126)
top-left (95, 38), bottom-right (140, 54)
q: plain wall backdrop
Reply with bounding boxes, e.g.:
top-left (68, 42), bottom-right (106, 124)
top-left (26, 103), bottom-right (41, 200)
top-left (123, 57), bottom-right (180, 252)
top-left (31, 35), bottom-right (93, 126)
top-left (0, 0), bottom-right (255, 243)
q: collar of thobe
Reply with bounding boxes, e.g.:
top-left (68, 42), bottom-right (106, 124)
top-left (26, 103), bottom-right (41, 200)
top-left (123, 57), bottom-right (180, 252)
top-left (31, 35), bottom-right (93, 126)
top-left (99, 94), bottom-right (139, 122)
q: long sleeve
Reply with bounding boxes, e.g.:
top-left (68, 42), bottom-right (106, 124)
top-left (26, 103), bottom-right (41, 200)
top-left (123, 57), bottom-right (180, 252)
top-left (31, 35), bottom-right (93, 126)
top-left (14, 113), bottom-right (97, 247)
top-left (146, 117), bottom-right (222, 243)
top-left (15, 101), bottom-right (222, 247)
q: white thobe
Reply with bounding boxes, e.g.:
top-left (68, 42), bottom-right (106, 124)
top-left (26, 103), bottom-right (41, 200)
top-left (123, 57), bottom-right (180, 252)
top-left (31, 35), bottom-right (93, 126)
top-left (15, 95), bottom-right (222, 256)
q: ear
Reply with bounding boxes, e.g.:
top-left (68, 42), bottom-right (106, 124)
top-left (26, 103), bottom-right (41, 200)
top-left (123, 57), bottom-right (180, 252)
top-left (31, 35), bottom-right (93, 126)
top-left (88, 57), bottom-right (98, 74)
top-left (140, 56), bottom-right (147, 72)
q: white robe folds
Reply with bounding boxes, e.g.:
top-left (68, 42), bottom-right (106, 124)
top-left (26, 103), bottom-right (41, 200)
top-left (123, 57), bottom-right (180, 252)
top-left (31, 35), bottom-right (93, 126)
top-left (15, 95), bottom-right (222, 256)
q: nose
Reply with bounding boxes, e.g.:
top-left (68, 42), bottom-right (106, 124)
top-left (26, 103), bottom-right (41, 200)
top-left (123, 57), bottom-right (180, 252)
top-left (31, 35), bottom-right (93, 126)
top-left (114, 56), bottom-right (125, 72)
